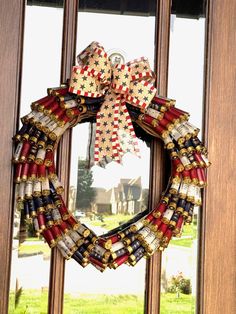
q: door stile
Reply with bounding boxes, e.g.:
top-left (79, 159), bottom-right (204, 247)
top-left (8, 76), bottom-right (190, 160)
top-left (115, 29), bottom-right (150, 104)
top-left (145, 1), bottom-right (171, 313)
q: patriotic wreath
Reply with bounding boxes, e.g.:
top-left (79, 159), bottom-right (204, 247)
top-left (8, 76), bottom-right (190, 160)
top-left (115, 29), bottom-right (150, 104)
top-left (13, 42), bottom-right (210, 271)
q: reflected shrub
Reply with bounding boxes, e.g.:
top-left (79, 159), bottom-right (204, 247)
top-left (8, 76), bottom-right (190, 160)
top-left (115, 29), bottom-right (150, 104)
top-left (179, 278), bottom-right (191, 295)
top-left (167, 272), bottom-right (192, 295)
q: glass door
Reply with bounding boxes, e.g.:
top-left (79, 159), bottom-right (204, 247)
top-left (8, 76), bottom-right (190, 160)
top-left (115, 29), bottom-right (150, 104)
top-left (8, 1), bottom-right (64, 313)
top-left (63, 2), bottom-right (157, 313)
top-left (3, 1), bottom-right (233, 314)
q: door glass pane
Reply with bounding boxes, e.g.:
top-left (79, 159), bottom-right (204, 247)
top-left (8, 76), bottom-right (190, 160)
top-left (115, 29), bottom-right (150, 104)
top-left (9, 2), bottom-right (63, 313)
top-left (160, 4), bottom-right (206, 314)
top-left (63, 2), bottom-right (156, 313)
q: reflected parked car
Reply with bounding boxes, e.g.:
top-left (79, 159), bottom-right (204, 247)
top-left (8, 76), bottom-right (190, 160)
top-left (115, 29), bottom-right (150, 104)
top-left (74, 211), bottom-right (86, 219)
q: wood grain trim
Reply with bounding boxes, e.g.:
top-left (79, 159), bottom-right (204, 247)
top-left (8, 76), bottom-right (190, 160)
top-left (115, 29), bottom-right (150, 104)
top-left (60, 0), bottom-right (78, 82)
top-left (48, 1), bottom-right (78, 313)
top-left (145, 1), bottom-right (171, 313)
top-left (199, 0), bottom-right (236, 313)
top-left (0, 1), bottom-right (25, 313)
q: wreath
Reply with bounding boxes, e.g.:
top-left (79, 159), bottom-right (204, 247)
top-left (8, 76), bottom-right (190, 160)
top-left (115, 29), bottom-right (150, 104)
top-left (12, 42), bottom-right (210, 272)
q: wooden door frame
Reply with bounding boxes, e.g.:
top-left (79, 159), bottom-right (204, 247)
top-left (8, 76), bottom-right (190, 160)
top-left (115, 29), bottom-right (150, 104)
top-left (48, 1), bottom-right (78, 313)
top-left (0, 1), bottom-right (25, 312)
top-left (1, 1), bottom-right (236, 313)
top-left (145, 1), bottom-right (171, 313)
top-left (199, 0), bottom-right (236, 313)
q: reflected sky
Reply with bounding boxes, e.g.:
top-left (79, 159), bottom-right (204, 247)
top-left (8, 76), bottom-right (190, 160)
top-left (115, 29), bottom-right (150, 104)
top-left (70, 124), bottom-right (150, 189)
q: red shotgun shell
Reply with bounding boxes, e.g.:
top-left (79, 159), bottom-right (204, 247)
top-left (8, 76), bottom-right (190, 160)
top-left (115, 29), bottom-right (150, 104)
top-left (112, 254), bottom-right (129, 269)
top-left (196, 167), bottom-right (206, 187)
top-left (29, 162), bottom-right (38, 180)
top-left (37, 164), bottom-right (46, 180)
top-left (51, 225), bottom-right (62, 241)
top-left (153, 202), bottom-right (167, 218)
top-left (42, 229), bottom-right (56, 247)
top-left (44, 150), bottom-right (54, 167)
top-left (21, 162), bottom-right (30, 181)
top-left (15, 163), bottom-right (22, 183)
top-left (37, 213), bottom-right (46, 231)
top-left (19, 141), bottom-right (31, 162)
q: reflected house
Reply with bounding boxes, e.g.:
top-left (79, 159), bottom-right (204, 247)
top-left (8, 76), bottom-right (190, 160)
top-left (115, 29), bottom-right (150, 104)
top-left (91, 188), bottom-right (112, 215)
top-left (127, 177), bottom-right (148, 215)
top-left (110, 177), bottom-right (148, 215)
top-left (111, 178), bottom-right (130, 215)
top-left (91, 177), bottom-right (148, 215)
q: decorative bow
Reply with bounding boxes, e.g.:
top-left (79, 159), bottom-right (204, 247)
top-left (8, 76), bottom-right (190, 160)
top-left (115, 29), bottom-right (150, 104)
top-left (69, 42), bottom-right (157, 166)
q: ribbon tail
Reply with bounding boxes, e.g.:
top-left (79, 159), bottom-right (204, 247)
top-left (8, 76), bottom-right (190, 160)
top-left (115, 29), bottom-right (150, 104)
top-left (116, 100), bottom-right (140, 159)
top-left (94, 92), bottom-right (140, 167)
top-left (94, 91), bottom-right (119, 166)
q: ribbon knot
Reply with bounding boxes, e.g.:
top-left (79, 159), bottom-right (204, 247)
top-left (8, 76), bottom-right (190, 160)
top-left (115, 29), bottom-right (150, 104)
top-left (69, 42), bottom-right (157, 166)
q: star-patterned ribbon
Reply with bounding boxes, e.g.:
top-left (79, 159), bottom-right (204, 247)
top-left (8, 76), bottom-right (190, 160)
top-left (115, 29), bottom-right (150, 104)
top-left (69, 41), bottom-right (157, 166)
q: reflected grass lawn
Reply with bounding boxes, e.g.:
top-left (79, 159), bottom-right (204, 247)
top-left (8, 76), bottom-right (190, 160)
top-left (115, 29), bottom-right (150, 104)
top-left (64, 294), bottom-right (144, 314)
top-left (18, 242), bottom-right (50, 256)
top-left (9, 289), bottom-right (48, 314)
top-left (160, 293), bottom-right (195, 314)
top-left (9, 290), bottom-right (194, 314)
top-left (170, 238), bottom-right (194, 248)
top-left (82, 214), bottom-right (134, 231)
top-left (169, 224), bottom-right (198, 248)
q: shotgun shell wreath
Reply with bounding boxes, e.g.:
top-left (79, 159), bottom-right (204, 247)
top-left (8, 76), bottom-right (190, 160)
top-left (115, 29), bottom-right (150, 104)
top-left (12, 42), bottom-right (210, 272)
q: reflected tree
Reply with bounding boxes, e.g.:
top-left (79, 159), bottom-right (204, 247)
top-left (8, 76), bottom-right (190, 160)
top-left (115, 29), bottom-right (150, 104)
top-left (75, 159), bottom-right (96, 213)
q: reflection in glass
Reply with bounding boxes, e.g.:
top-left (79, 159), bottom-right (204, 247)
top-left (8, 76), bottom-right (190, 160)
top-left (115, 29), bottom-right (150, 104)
top-left (65, 126), bottom-right (150, 314)
top-left (8, 2), bottom-right (63, 313)
top-left (69, 124), bottom-right (150, 236)
top-left (76, 12), bottom-right (156, 69)
top-left (160, 15), bottom-right (205, 314)
top-left (64, 3), bottom-right (156, 313)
